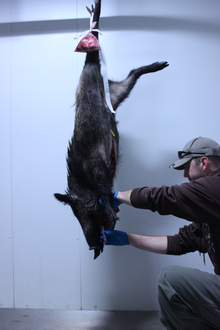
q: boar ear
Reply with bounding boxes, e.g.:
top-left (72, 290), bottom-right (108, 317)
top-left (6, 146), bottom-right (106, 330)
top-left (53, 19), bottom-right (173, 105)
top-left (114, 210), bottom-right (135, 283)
top-left (54, 193), bottom-right (78, 205)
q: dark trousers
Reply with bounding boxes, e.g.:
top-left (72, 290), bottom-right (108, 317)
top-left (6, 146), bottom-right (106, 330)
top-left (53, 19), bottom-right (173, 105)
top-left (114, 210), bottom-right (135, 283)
top-left (157, 265), bottom-right (220, 330)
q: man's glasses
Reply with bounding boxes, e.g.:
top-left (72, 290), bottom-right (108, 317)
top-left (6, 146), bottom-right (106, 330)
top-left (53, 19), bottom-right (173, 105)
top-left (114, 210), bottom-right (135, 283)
top-left (178, 151), bottom-right (206, 159)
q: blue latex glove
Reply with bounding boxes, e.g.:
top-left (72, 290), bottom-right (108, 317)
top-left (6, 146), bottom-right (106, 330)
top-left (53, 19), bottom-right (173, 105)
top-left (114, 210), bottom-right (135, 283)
top-left (99, 191), bottom-right (122, 209)
top-left (100, 230), bottom-right (129, 246)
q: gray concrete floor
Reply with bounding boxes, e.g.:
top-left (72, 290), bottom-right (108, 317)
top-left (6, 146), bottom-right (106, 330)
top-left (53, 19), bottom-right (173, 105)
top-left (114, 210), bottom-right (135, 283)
top-left (0, 309), bottom-right (165, 330)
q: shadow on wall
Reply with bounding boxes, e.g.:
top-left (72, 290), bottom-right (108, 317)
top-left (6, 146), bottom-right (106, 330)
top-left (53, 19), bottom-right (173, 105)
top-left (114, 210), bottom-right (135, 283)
top-left (115, 133), bottom-right (185, 191)
top-left (1, 15), bottom-right (220, 37)
top-left (113, 132), bottom-right (188, 238)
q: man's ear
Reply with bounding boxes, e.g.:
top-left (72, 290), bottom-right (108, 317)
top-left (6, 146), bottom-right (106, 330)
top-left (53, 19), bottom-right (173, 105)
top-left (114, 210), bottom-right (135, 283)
top-left (200, 156), bottom-right (209, 171)
top-left (54, 193), bottom-right (78, 205)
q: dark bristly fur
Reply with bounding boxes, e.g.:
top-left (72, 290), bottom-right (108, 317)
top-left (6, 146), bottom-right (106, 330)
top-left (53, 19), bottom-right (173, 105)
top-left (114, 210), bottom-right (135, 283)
top-left (54, 0), bottom-right (169, 259)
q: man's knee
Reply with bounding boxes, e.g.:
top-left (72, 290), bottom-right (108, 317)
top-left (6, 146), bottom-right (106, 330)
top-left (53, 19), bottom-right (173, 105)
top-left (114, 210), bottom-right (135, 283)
top-left (158, 265), bottom-right (181, 288)
top-left (157, 265), bottom-right (186, 302)
top-left (157, 266), bottom-right (219, 330)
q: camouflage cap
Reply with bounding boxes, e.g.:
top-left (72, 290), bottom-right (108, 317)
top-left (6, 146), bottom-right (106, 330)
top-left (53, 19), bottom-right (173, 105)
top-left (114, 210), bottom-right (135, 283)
top-left (169, 137), bottom-right (220, 170)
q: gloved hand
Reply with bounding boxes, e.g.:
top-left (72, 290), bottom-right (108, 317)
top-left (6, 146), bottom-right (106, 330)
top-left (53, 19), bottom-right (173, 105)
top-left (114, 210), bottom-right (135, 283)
top-left (99, 191), bottom-right (122, 209)
top-left (100, 230), bottom-right (129, 246)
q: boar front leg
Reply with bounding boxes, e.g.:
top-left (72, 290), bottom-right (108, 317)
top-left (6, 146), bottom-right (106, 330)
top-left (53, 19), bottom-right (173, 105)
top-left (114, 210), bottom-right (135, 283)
top-left (109, 61), bottom-right (169, 111)
top-left (92, 159), bottom-right (117, 229)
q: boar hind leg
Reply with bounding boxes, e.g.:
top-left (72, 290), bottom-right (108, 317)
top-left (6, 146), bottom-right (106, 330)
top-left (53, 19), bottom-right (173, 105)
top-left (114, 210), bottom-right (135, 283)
top-left (109, 61), bottom-right (169, 111)
top-left (83, 1), bottom-right (101, 66)
top-left (87, 0), bottom-right (101, 35)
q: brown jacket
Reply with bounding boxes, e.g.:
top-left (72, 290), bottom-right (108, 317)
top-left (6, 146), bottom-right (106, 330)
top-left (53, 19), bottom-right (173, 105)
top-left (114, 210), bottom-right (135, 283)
top-left (130, 168), bottom-right (220, 275)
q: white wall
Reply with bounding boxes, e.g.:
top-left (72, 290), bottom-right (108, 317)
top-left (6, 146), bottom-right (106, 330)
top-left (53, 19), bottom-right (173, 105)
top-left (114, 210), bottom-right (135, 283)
top-left (1, 0), bottom-right (220, 311)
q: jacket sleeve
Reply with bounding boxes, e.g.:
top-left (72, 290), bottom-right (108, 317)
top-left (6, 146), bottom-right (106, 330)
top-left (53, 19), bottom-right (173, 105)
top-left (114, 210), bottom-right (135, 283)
top-left (130, 177), bottom-right (220, 224)
top-left (167, 222), bottom-right (207, 255)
